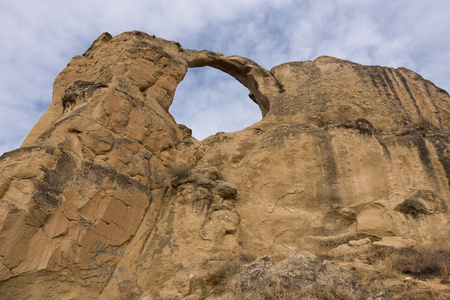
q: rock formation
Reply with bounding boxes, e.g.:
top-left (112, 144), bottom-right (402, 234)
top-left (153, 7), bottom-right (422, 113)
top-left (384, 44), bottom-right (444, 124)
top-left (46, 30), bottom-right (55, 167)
top-left (0, 30), bottom-right (450, 299)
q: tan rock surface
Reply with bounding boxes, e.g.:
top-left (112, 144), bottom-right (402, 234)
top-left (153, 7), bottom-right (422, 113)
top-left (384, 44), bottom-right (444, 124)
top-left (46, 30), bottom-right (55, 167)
top-left (0, 30), bottom-right (450, 299)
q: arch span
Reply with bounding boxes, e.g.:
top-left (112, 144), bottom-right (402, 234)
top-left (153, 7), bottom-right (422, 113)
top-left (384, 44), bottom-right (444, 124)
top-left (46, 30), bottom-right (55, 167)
top-left (181, 49), bottom-right (279, 117)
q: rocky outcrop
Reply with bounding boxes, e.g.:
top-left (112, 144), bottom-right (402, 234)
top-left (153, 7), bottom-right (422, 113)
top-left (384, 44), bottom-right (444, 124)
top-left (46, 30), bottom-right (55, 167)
top-left (0, 30), bottom-right (450, 299)
top-left (237, 252), bottom-right (369, 299)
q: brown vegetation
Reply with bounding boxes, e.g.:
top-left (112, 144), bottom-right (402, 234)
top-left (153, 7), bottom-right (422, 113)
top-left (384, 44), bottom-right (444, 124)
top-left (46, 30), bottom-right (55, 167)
top-left (203, 251), bottom-right (256, 288)
top-left (244, 284), bottom-right (358, 300)
top-left (373, 247), bottom-right (450, 282)
top-left (167, 165), bottom-right (193, 179)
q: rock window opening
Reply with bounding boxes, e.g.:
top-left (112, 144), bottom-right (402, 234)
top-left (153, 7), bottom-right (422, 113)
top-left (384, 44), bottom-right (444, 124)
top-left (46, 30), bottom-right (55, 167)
top-left (170, 67), bottom-right (262, 140)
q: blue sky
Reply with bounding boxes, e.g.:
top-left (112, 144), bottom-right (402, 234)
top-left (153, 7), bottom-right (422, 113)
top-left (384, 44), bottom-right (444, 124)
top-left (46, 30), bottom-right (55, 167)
top-left (1, 0), bottom-right (450, 154)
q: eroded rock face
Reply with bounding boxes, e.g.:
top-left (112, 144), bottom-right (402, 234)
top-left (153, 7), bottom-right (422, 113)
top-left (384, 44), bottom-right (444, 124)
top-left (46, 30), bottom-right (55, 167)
top-left (0, 30), bottom-right (450, 299)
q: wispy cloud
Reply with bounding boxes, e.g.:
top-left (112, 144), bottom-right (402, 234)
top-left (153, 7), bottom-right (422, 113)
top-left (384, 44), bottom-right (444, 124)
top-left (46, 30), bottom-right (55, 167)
top-left (1, 0), bottom-right (449, 153)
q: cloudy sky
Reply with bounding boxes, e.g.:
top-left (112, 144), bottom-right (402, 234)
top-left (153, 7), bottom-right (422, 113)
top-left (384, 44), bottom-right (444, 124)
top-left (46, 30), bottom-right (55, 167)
top-left (1, 0), bottom-right (449, 155)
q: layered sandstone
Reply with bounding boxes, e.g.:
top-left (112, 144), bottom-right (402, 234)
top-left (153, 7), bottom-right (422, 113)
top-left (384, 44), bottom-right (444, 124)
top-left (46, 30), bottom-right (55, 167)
top-left (0, 31), bottom-right (449, 299)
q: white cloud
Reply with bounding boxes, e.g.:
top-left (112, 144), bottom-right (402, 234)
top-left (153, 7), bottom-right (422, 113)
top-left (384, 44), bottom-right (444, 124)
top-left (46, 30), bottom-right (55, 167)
top-left (1, 0), bottom-right (449, 153)
top-left (171, 67), bottom-right (261, 140)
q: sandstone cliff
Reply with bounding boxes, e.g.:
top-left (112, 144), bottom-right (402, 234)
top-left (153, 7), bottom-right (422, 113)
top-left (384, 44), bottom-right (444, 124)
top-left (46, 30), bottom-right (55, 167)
top-left (0, 31), bottom-right (449, 299)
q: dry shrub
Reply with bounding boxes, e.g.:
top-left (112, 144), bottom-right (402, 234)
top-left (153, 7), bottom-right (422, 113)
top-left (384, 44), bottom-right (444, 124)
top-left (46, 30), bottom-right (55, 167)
top-left (390, 116), bottom-right (440, 134)
top-left (117, 280), bottom-right (141, 300)
top-left (312, 284), bottom-right (358, 300)
top-left (234, 283), bottom-right (358, 300)
top-left (204, 251), bottom-right (256, 288)
top-left (374, 247), bottom-right (450, 282)
top-left (409, 116), bottom-right (435, 129)
top-left (167, 165), bottom-right (192, 179)
top-left (397, 290), bottom-right (447, 300)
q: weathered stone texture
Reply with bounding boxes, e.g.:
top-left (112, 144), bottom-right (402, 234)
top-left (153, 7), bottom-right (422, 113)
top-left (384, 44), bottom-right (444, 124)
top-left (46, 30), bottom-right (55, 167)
top-left (0, 30), bottom-right (450, 299)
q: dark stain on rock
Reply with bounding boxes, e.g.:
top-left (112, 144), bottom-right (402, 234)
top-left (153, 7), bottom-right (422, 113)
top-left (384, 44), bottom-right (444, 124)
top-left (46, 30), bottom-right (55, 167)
top-left (261, 124), bottom-right (341, 204)
top-left (29, 158), bottom-right (153, 228)
top-left (0, 145), bottom-right (56, 162)
top-left (382, 68), bottom-right (401, 103)
top-left (316, 132), bottom-right (340, 205)
top-left (427, 134), bottom-right (450, 190)
top-left (354, 118), bottom-right (376, 136)
top-left (42, 151), bottom-right (76, 192)
top-left (262, 123), bottom-right (312, 147)
top-left (368, 68), bottom-right (389, 96)
top-left (395, 198), bottom-right (430, 218)
top-left (328, 118), bottom-right (376, 136)
top-left (395, 70), bottom-right (423, 118)
top-left (28, 151), bottom-right (76, 227)
top-left (395, 190), bottom-right (447, 218)
top-left (29, 179), bottom-right (62, 227)
top-left (389, 132), bottom-right (439, 189)
top-left (62, 80), bottom-right (108, 112)
top-left (352, 65), bottom-right (410, 120)
top-left (327, 119), bottom-right (391, 158)
top-left (80, 161), bottom-right (152, 196)
top-left (414, 135), bottom-right (439, 188)
top-left (422, 81), bottom-right (443, 128)
top-left (33, 180), bottom-right (62, 208)
top-left (387, 128), bottom-right (449, 190)
top-left (151, 209), bottom-right (176, 256)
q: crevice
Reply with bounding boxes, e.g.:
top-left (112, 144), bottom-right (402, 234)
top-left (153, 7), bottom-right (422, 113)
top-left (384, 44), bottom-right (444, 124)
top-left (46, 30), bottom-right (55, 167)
top-left (270, 191), bottom-right (298, 213)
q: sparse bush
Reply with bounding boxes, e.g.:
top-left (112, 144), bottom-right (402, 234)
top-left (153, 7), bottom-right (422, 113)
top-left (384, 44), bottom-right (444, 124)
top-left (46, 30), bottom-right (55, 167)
top-left (203, 251), bottom-right (256, 288)
top-left (373, 247), bottom-right (450, 282)
top-left (308, 284), bottom-right (358, 300)
top-left (408, 116), bottom-right (436, 129)
top-left (117, 280), bottom-right (141, 300)
top-left (232, 283), bottom-right (358, 300)
top-left (167, 165), bottom-right (192, 179)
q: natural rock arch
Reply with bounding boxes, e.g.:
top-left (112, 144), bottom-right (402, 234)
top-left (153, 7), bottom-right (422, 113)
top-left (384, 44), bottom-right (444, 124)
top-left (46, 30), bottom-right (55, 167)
top-left (181, 49), bottom-right (279, 117)
top-left (3, 30), bottom-right (450, 300)
top-left (21, 32), bottom-right (280, 147)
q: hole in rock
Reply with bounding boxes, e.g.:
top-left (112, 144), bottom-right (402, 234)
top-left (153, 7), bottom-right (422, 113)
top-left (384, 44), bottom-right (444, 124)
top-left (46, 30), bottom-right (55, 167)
top-left (170, 67), bottom-right (262, 140)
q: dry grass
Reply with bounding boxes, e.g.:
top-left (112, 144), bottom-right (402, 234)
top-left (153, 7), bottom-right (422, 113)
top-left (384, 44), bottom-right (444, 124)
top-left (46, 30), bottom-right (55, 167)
top-left (408, 116), bottom-right (436, 129)
top-left (202, 251), bottom-right (256, 291)
top-left (389, 116), bottom-right (440, 134)
top-left (202, 251), bottom-right (361, 299)
top-left (200, 246), bottom-right (450, 299)
top-left (117, 280), bottom-right (141, 300)
top-left (272, 284), bottom-right (357, 300)
top-left (371, 247), bottom-right (450, 283)
top-left (230, 283), bottom-right (359, 300)
top-left (167, 165), bottom-right (192, 179)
